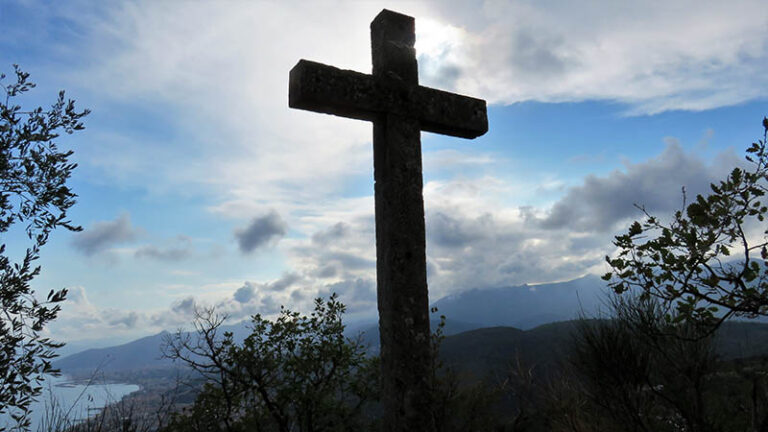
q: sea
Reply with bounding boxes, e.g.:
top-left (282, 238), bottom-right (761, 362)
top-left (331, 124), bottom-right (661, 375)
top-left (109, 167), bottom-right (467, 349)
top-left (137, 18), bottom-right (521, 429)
top-left (0, 375), bottom-right (139, 432)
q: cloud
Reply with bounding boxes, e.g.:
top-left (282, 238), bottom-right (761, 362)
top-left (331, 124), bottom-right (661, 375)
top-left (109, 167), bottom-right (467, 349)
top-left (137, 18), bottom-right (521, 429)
top-left (171, 296), bottom-right (197, 316)
top-left (424, 0), bottom-right (768, 114)
top-left (220, 273), bottom-right (305, 319)
top-left (233, 282), bottom-right (257, 304)
top-left (52, 280), bottom-right (290, 342)
top-left (29, 0), bottom-right (764, 342)
top-left (51, 286), bottom-right (149, 339)
top-left (225, 273), bottom-right (376, 316)
top-left (52, 140), bottom-right (751, 344)
top-left (424, 207), bottom-right (601, 291)
top-left (71, 214), bottom-right (140, 256)
top-left (107, 311), bottom-right (139, 328)
top-left (51, 270), bottom-right (378, 343)
top-left (266, 272), bottom-right (301, 292)
top-left (311, 222), bottom-right (351, 246)
top-left (318, 277), bottom-right (376, 312)
top-left (429, 211), bottom-right (492, 248)
top-left (32, 1), bottom-right (765, 282)
top-left (57, 0), bottom-right (768, 223)
top-left (292, 216), bottom-right (376, 281)
top-left (68, 1), bottom-right (382, 205)
top-left (536, 143), bottom-right (742, 232)
top-left (415, 143), bottom-right (751, 293)
top-left (234, 211), bottom-right (287, 253)
top-left (233, 273), bottom-right (301, 305)
top-left (134, 235), bottom-right (193, 261)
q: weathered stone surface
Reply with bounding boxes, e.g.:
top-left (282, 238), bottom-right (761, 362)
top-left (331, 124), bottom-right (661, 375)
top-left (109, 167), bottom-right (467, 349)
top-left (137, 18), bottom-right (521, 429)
top-left (289, 60), bottom-right (487, 139)
top-left (371, 10), bottom-right (418, 84)
top-left (373, 112), bottom-right (434, 431)
top-left (288, 8), bottom-right (488, 432)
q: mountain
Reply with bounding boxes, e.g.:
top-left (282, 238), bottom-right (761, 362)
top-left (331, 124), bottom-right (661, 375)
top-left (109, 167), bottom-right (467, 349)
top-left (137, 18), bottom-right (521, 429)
top-left (54, 318), bottom-right (768, 383)
top-left (439, 320), bottom-right (768, 382)
top-left (54, 331), bottom-right (176, 375)
top-left (432, 274), bottom-right (607, 329)
top-left (55, 275), bottom-right (609, 375)
top-left (439, 322), bottom-right (575, 380)
top-left (348, 318), bottom-right (485, 355)
top-left (715, 320), bottom-right (768, 360)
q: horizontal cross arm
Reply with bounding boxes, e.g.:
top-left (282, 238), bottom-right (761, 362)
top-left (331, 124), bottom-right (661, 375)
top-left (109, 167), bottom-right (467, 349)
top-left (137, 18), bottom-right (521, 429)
top-left (415, 86), bottom-right (487, 139)
top-left (289, 60), bottom-right (487, 139)
top-left (289, 60), bottom-right (380, 123)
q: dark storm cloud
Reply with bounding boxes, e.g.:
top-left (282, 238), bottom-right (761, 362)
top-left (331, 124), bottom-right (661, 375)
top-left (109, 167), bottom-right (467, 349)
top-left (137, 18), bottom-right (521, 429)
top-left (234, 210), bottom-right (287, 253)
top-left (537, 143), bottom-right (741, 232)
top-left (72, 214), bottom-right (140, 256)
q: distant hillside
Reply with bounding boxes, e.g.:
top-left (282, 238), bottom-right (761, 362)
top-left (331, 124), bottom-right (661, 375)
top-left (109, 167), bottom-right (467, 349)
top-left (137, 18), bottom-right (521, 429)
top-left (715, 320), bottom-right (768, 359)
top-left (439, 320), bottom-right (768, 382)
top-left (349, 318), bottom-right (484, 354)
top-left (432, 274), bottom-right (607, 329)
top-left (438, 321), bottom-right (579, 380)
top-left (56, 274), bottom-right (607, 375)
top-left (57, 317), bottom-right (768, 383)
top-left (56, 274), bottom-right (768, 379)
top-left (54, 331), bottom-right (176, 375)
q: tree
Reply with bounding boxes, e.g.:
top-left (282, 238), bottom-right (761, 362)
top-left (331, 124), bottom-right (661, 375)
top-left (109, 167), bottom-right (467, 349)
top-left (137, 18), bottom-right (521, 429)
top-left (428, 312), bottom-right (504, 432)
top-left (0, 65), bottom-right (88, 429)
top-left (163, 298), bottom-right (507, 432)
top-left (161, 294), bottom-right (380, 432)
top-left (604, 117), bottom-right (768, 328)
top-left (570, 296), bottom-right (723, 432)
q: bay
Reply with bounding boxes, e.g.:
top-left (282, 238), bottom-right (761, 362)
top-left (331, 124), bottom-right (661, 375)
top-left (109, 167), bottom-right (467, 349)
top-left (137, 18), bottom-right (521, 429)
top-left (0, 375), bottom-right (139, 432)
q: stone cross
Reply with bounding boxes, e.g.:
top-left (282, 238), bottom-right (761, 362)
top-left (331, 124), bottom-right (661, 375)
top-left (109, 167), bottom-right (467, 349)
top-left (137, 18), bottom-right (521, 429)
top-left (289, 9), bottom-right (487, 431)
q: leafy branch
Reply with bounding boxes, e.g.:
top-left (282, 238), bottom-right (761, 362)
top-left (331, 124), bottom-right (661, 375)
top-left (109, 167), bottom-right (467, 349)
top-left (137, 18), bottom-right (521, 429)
top-left (604, 117), bottom-right (768, 329)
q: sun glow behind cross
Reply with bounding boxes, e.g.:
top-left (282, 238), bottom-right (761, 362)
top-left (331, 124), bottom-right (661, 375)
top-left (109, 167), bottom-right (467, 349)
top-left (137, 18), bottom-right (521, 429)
top-left (415, 18), bottom-right (469, 90)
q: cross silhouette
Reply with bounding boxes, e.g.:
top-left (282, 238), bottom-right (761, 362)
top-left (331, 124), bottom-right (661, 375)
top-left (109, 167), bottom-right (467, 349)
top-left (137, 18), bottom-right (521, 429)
top-left (289, 9), bottom-right (487, 431)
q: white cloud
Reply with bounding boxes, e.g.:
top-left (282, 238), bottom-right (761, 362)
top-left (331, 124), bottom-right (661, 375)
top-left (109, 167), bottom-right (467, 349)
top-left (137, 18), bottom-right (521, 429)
top-left (424, 0), bottom-right (768, 113)
top-left (64, 0), bottom-right (768, 208)
top-left (30, 1), bottom-right (768, 342)
top-left (50, 140), bottom-right (751, 342)
top-left (51, 269), bottom-right (377, 342)
top-left (43, 1), bottom-right (765, 262)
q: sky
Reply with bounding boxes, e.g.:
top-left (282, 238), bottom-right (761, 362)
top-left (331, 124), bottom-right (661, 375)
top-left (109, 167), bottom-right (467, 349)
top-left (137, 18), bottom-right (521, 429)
top-left (1, 0), bottom-right (767, 349)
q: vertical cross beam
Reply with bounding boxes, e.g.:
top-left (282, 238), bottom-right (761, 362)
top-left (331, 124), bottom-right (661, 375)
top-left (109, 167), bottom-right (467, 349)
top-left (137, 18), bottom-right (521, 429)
top-left (370, 11), bottom-right (434, 432)
top-left (288, 9), bottom-right (487, 431)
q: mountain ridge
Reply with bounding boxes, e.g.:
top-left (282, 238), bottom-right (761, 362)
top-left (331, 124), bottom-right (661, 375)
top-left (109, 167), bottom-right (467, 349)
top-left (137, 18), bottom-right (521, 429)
top-left (51, 274), bottom-right (622, 375)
